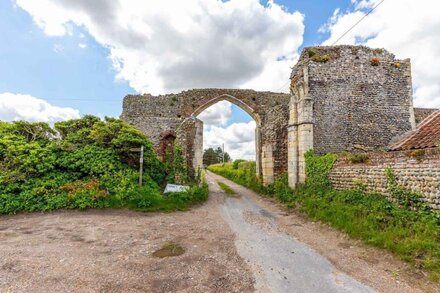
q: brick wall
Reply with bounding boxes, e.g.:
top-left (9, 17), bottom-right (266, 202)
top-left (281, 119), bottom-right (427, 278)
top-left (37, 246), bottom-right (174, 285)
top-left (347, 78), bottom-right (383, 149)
top-left (329, 148), bottom-right (440, 209)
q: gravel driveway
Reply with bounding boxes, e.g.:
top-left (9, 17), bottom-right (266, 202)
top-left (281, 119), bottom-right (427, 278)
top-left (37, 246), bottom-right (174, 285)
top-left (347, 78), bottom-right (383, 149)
top-left (0, 172), bottom-right (437, 292)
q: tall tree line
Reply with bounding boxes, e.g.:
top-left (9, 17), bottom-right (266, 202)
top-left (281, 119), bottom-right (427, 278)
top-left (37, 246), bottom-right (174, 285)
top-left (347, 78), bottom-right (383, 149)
top-left (203, 147), bottom-right (231, 166)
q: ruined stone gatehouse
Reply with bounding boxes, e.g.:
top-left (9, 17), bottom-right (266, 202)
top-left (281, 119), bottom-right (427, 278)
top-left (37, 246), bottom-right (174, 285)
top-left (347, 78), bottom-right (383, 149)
top-left (121, 45), bottom-right (429, 188)
top-left (121, 89), bottom-right (291, 184)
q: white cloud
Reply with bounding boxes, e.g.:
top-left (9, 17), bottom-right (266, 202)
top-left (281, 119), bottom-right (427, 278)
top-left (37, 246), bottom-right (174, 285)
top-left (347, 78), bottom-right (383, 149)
top-left (320, 0), bottom-right (440, 108)
top-left (15, 0), bottom-right (304, 95)
top-left (78, 43), bottom-right (87, 49)
top-left (204, 121), bottom-right (256, 160)
top-left (0, 93), bottom-right (80, 123)
top-left (197, 101), bottom-right (232, 127)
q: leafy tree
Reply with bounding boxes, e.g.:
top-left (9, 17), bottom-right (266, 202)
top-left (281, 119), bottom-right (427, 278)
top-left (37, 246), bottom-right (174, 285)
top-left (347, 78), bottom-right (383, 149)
top-left (203, 148), bottom-right (218, 165)
top-left (214, 147), bottom-right (231, 162)
top-left (203, 147), bottom-right (231, 166)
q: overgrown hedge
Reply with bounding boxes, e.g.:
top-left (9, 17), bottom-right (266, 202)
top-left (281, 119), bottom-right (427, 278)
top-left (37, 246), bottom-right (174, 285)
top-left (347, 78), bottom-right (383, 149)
top-left (208, 151), bottom-right (440, 280)
top-left (208, 161), bottom-right (266, 194)
top-left (0, 116), bottom-right (207, 214)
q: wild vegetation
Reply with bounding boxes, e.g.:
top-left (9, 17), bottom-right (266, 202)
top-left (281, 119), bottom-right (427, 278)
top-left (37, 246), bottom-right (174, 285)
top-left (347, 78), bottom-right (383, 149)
top-left (209, 160), bottom-right (265, 194)
top-left (208, 152), bottom-right (440, 280)
top-left (0, 116), bottom-right (207, 214)
top-left (217, 181), bottom-right (237, 197)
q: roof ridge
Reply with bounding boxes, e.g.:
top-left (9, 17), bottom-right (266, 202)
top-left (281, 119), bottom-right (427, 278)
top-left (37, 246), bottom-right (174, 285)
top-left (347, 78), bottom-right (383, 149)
top-left (390, 109), bottom-right (440, 150)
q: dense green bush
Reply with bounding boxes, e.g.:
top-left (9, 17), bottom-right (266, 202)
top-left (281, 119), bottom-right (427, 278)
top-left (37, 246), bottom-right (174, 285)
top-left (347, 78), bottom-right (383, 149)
top-left (304, 150), bottom-right (337, 189)
top-left (209, 151), bottom-right (440, 280)
top-left (0, 116), bottom-right (206, 214)
top-left (232, 159), bottom-right (246, 169)
top-left (208, 161), bottom-right (266, 194)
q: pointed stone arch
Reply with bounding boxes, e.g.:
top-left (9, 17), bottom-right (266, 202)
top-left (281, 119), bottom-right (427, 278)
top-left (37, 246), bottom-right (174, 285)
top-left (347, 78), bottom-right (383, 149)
top-left (187, 94), bottom-right (263, 177)
top-left (121, 88), bottom-right (291, 185)
top-left (191, 94), bottom-right (262, 126)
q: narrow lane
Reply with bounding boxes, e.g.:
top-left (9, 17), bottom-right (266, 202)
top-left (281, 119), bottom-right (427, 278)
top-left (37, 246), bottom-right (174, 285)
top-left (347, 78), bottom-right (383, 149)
top-left (207, 171), bottom-right (374, 293)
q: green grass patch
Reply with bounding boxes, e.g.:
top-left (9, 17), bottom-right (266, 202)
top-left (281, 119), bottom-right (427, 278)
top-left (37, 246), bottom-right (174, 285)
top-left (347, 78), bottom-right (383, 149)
top-left (153, 242), bottom-right (185, 258)
top-left (208, 152), bottom-right (440, 279)
top-left (129, 183), bottom-right (209, 213)
top-left (217, 181), bottom-right (239, 197)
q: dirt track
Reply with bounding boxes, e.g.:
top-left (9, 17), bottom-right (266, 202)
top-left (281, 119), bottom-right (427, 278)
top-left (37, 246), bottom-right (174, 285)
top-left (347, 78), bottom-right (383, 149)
top-left (0, 171), bottom-right (438, 292)
top-left (0, 179), bottom-right (254, 292)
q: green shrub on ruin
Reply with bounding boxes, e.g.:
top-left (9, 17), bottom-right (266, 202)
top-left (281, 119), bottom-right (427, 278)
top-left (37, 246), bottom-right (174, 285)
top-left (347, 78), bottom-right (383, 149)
top-left (311, 54), bottom-right (330, 63)
top-left (307, 48), bottom-right (317, 58)
top-left (304, 150), bottom-right (337, 189)
top-left (374, 48), bottom-right (384, 54)
top-left (384, 167), bottom-right (429, 211)
top-left (343, 152), bottom-right (369, 164)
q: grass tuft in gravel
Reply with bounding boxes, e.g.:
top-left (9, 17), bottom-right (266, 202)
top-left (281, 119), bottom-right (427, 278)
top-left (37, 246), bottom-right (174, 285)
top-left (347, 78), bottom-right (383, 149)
top-left (217, 181), bottom-right (239, 197)
top-left (153, 242), bottom-right (185, 258)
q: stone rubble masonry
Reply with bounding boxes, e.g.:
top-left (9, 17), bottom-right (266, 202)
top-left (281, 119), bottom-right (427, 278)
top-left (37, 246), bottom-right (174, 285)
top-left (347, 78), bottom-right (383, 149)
top-left (414, 107), bottom-right (438, 124)
top-left (288, 45), bottom-right (416, 188)
top-left (329, 148), bottom-right (440, 210)
top-left (121, 89), bottom-right (291, 185)
top-left (175, 117), bottom-right (203, 179)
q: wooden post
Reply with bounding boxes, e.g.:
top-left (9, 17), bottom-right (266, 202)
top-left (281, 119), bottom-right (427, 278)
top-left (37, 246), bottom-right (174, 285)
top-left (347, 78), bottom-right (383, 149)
top-left (139, 145), bottom-right (144, 187)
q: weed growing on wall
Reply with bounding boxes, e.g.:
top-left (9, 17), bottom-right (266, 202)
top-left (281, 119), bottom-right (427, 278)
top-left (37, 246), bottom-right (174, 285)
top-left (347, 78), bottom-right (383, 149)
top-left (168, 143), bottom-right (189, 184)
top-left (304, 150), bottom-right (337, 189)
top-left (385, 167), bottom-right (430, 211)
top-left (342, 152), bottom-right (369, 164)
top-left (406, 149), bottom-right (425, 161)
top-left (370, 57), bottom-right (380, 66)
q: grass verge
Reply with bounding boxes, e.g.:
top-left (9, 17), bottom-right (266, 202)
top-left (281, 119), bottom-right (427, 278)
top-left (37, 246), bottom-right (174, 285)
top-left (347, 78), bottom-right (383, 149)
top-left (208, 158), bottom-right (440, 281)
top-left (217, 181), bottom-right (239, 197)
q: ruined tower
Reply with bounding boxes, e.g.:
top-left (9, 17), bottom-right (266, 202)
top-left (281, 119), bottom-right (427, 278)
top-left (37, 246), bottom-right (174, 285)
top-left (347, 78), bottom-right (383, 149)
top-left (288, 45), bottom-right (415, 187)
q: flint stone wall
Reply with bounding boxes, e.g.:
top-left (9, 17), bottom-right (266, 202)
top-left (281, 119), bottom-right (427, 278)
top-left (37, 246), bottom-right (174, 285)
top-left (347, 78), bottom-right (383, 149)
top-left (329, 148), bottom-right (440, 209)
top-left (291, 45), bottom-right (415, 154)
top-left (288, 45), bottom-right (416, 188)
top-left (121, 89), bottom-right (290, 184)
top-left (414, 108), bottom-right (438, 124)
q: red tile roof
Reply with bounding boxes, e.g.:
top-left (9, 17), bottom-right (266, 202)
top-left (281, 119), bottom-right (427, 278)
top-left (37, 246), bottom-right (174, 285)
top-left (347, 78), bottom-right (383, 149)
top-left (390, 110), bottom-right (440, 151)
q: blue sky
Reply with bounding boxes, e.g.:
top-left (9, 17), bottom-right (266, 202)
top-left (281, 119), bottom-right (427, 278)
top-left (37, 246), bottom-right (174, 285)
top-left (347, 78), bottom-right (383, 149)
top-left (0, 1), bottom-right (133, 118)
top-left (1, 0), bottom-right (439, 159)
top-left (0, 0), bottom-right (352, 121)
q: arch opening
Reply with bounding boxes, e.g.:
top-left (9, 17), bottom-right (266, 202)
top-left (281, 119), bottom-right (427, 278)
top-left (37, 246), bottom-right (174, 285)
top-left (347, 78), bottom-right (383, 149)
top-left (191, 94), bottom-right (261, 126)
top-left (158, 131), bottom-right (176, 161)
top-left (192, 96), bottom-right (262, 177)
